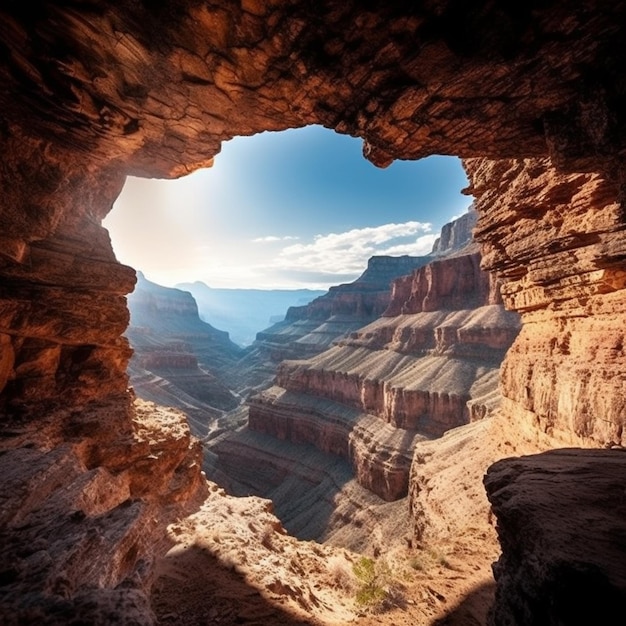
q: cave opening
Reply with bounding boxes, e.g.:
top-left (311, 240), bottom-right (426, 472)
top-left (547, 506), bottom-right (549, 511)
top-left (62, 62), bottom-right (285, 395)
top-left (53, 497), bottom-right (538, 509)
top-left (100, 124), bottom-right (485, 546)
top-left (103, 125), bottom-right (470, 295)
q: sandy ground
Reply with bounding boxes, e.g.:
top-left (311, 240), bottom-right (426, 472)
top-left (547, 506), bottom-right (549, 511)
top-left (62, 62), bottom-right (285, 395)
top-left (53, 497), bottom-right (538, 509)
top-left (151, 482), bottom-right (499, 625)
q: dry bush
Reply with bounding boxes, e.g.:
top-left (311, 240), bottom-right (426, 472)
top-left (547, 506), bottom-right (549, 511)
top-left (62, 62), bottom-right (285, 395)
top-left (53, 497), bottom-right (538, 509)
top-left (327, 555), bottom-right (355, 592)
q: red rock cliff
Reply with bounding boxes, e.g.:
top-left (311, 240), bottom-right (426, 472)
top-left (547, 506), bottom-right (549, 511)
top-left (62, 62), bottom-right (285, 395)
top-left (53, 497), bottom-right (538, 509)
top-left (466, 157), bottom-right (626, 447)
top-left (249, 250), bottom-right (520, 500)
top-left (0, 1), bottom-right (626, 621)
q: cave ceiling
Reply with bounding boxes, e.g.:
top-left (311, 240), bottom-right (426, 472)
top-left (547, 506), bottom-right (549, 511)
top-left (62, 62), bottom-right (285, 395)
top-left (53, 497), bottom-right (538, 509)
top-left (1, 0), bottom-right (624, 180)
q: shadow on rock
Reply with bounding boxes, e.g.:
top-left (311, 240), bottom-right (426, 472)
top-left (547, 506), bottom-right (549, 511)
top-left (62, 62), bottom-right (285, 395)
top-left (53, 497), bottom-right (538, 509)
top-left (431, 580), bottom-right (496, 626)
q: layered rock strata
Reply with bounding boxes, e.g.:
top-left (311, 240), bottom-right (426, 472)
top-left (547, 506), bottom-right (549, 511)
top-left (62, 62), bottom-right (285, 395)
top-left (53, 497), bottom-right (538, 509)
top-left (484, 449), bottom-right (626, 626)
top-left (126, 273), bottom-right (242, 432)
top-left (431, 206), bottom-right (477, 256)
top-left (0, 160), bottom-right (135, 418)
top-left (0, 398), bottom-right (206, 623)
top-left (250, 210), bottom-right (477, 377)
top-left (255, 254), bottom-right (433, 362)
top-left (202, 423), bottom-right (411, 549)
top-left (249, 251), bottom-right (520, 500)
top-left (466, 157), bottom-right (626, 447)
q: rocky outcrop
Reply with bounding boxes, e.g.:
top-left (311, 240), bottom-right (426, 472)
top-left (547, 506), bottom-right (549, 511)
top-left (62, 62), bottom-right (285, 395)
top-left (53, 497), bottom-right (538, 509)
top-left (248, 250), bottom-right (520, 500)
top-left (254, 254), bottom-right (433, 363)
top-left (128, 273), bottom-right (240, 363)
top-left (253, 211), bottom-right (479, 367)
top-left (0, 161), bottom-right (135, 418)
top-left (384, 250), bottom-right (500, 316)
top-left (290, 255), bottom-right (434, 320)
top-left (484, 449), bottom-right (626, 626)
top-left (0, 398), bottom-right (207, 624)
top-left (431, 207), bottom-right (477, 256)
top-left (466, 157), bottom-right (626, 447)
top-left (248, 386), bottom-right (426, 501)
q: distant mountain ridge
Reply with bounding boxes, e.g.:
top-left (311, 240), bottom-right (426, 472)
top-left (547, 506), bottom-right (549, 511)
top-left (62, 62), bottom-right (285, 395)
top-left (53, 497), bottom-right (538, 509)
top-left (174, 283), bottom-right (326, 346)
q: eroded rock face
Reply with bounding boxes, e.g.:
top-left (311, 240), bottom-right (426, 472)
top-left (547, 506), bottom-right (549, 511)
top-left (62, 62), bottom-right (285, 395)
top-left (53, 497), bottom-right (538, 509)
top-left (126, 273), bottom-right (241, 428)
top-left (484, 449), bottom-right (626, 626)
top-left (249, 250), bottom-right (520, 500)
top-left (0, 398), bottom-right (207, 623)
top-left (431, 207), bottom-right (477, 256)
top-left (2, 2), bottom-right (625, 175)
top-left (0, 148), bottom-right (135, 417)
top-left (466, 157), bottom-right (626, 447)
top-left (0, 3), bottom-right (625, 425)
top-left (255, 254), bottom-right (433, 362)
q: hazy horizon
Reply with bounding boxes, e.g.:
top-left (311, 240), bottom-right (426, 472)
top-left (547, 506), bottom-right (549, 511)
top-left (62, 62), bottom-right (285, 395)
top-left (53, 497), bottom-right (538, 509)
top-left (104, 125), bottom-right (470, 290)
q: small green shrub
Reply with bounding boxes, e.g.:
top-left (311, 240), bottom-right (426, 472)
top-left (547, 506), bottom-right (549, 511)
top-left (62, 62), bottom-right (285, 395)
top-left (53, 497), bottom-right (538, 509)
top-left (352, 556), bottom-right (390, 609)
top-left (429, 548), bottom-right (453, 570)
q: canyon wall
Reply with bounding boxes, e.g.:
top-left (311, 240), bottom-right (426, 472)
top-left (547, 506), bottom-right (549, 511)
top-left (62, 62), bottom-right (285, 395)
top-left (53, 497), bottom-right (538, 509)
top-left (248, 250), bottom-right (520, 500)
top-left (0, 155), bottom-right (135, 418)
top-left (431, 206), bottom-right (477, 256)
top-left (485, 448), bottom-right (626, 625)
top-left (126, 273), bottom-right (241, 432)
top-left (467, 157), bottom-right (626, 447)
top-left (253, 210), bottom-right (477, 367)
top-left (1, 1), bottom-right (626, 622)
top-left (254, 254), bottom-right (434, 362)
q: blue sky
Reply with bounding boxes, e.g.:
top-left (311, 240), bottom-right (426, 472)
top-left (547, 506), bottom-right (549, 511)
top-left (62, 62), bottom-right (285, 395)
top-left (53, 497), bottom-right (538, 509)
top-left (104, 125), bottom-right (471, 289)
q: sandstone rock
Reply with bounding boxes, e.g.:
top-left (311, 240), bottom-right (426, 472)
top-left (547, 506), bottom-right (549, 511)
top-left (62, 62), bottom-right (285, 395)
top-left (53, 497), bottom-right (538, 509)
top-left (466, 157), bottom-right (626, 447)
top-left (253, 254), bottom-right (433, 365)
top-left (484, 449), bottom-right (626, 626)
top-left (0, 398), bottom-right (206, 624)
top-left (0, 1), bottom-right (626, 622)
top-left (2, 3), bottom-right (625, 176)
top-left (431, 206), bottom-right (477, 256)
top-left (248, 250), bottom-right (520, 500)
top-left (126, 273), bottom-right (241, 423)
top-left (384, 251), bottom-right (501, 316)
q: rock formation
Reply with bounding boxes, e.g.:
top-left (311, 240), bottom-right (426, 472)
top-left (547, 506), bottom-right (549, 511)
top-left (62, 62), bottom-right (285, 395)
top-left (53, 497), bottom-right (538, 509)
top-left (1, 1), bottom-right (626, 622)
top-left (467, 157), bottom-right (626, 448)
top-left (254, 254), bottom-right (434, 362)
top-left (126, 273), bottom-right (241, 436)
top-left (175, 282), bottom-right (326, 347)
top-left (484, 449), bottom-right (626, 626)
top-left (253, 210), bottom-right (477, 366)
top-left (0, 399), bottom-right (207, 624)
top-left (248, 249), bottom-right (520, 501)
top-left (431, 206), bottom-right (477, 256)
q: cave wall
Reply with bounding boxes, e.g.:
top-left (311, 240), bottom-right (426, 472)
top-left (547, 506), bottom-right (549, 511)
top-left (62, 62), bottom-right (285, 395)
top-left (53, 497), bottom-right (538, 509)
top-left (466, 157), bottom-right (626, 446)
top-left (1, 1), bottom-right (625, 424)
top-left (0, 131), bottom-right (136, 419)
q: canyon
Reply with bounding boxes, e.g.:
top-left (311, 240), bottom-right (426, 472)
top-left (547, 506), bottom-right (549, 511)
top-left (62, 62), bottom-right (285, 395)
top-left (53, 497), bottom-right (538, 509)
top-left (1, 2), bottom-right (626, 624)
top-left (127, 210), bottom-right (504, 536)
top-left (243, 246), bottom-right (520, 504)
top-left (174, 282), bottom-right (326, 347)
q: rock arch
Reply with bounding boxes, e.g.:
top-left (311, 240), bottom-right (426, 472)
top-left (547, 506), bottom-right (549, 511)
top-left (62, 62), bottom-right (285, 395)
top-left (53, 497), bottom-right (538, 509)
top-left (2, 1), bottom-right (625, 425)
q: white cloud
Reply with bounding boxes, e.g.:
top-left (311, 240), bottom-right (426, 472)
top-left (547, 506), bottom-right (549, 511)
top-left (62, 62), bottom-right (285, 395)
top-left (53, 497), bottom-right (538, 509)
top-left (268, 221), bottom-right (433, 277)
top-left (378, 234), bottom-right (438, 256)
top-left (252, 235), bottom-right (300, 243)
